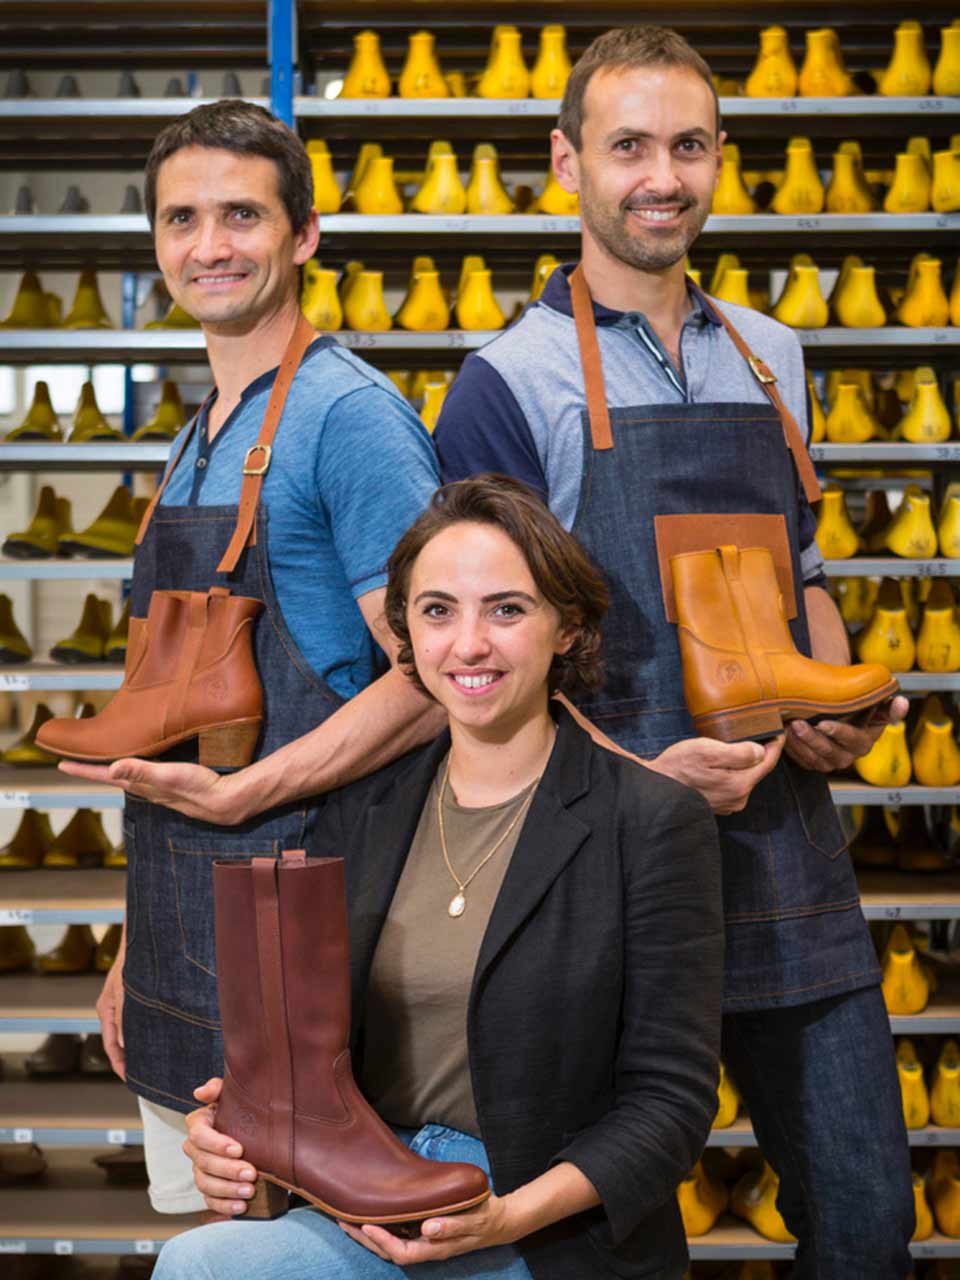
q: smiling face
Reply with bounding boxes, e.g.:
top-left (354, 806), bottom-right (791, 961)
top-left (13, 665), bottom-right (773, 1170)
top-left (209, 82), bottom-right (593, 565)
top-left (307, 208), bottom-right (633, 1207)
top-left (553, 64), bottom-right (724, 273)
top-left (406, 521), bottom-right (576, 741)
top-left (152, 145), bottom-right (317, 333)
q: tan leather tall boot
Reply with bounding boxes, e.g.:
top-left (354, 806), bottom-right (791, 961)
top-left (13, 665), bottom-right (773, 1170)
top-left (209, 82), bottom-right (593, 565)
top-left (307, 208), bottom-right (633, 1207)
top-left (36, 587), bottom-right (264, 767)
top-left (670, 544), bottom-right (899, 741)
top-left (213, 852), bottom-right (491, 1228)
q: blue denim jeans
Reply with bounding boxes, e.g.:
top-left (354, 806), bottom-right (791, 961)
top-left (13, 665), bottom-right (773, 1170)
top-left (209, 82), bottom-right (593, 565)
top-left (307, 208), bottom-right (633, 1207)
top-left (152, 1124), bottom-right (534, 1280)
top-left (723, 983), bottom-right (915, 1278)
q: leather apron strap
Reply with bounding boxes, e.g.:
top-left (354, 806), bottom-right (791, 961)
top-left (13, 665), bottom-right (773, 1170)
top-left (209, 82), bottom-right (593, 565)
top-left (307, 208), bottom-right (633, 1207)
top-left (569, 263), bottom-right (821, 504)
top-left (134, 313), bottom-right (319, 572)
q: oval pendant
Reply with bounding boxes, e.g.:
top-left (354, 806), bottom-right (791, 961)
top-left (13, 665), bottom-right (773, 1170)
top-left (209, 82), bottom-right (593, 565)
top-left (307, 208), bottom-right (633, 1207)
top-left (448, 892), bottom-right (466, 918)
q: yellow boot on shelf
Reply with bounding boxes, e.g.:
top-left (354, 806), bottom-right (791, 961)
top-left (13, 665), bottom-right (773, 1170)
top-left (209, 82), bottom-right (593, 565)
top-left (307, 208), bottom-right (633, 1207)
top-left (103, 840), bottom-right (127, 870)
top-left (884, 153), bottom-right (932, 214)
top-left (771, 261), bottom-right (828, 328)
top-left (58, 484), bottom-right (138, 558)
top-left (0, 809), bottom-right (54, 871)
top-left (0, 270), bottom-right (51, 328)
top-left (825, 147), bottom-right (875, 213)
top-left (43, 805), bottom-right (111, 870)
top-left (708, 253), bottom-right (741, 297)
top-left (950, 258), bottom-right (960, 327)
top-left (457, 255), bottom-right (487, 306)
top-left (70, 380), bottom-right (123, 443)
top-left (353, 155), bottom-right (403, 215)
top-left (901, 369), bottom-right (951, 443)
top-left (731, 1162), bottom-right (796, 1243)
top-left (712, 144), bottom-right (757, 215)
top-left (880, 21), bottom-right (932, 97)
top-left (6, 379), bottom-right (62, 441)
top-left (857, 493), bottom-right (894, 555)
top-left (395, 269), bottom-right (450, 332)
top-left (307, 143), bottom-right (342, 214)
top-left (881, 924), bottom-right (930, 1015)
top-left (932, 1150), bottom-right (960, 1200)
top-left (419, 379), bottom-right (448, 433)
top-left (531, 25), bottom-right (571, 98)
top-left (94, 924), bottom-right (122, 972)
top-left (533, 163), bottom-right (579, 215)
top-left (399, 31), bottom-right (447, 98)
top-left (798, 28), bottom-right (853, 97)
top-left (914, 1173), bottom-right (935, 1242)
top-left (826, 364), bottom-right (875, 410)
top-left (411, 151), bottom-right (466, 214)
top-left (105, 597), bottom-right (130, 663)
top-left (712, 267), bottom-right (753, 309)
top-left (340, 30), bottom-right (391, 99)
top-left (917, 580), bottom-right (960, 672)
top-left (832, 263), bottom-right (886, 329)
top-left (825, 382), bottom-right (877, 443)
top-left (1, 484), bottom-right (72, 558)
top-left (300, 260), bottom-right (343, 331)
top-left (745, 26), bottom-right (798, 98)
top-left (45, 292), bottom-right (62, 326)
top-left (899, 257), bottom-right (950, 328)
top-left (676, 1160), bottom-right (728, 1236)
top-left (36, 924), bottom-right (96, 974)
top-left (478, 26), bottom-right (530, 99)
top-left (933, 1167), bottom-right (960, 1238)
top-left (132, 379), bottom-right (186, 442)
top-left (896, 1038), bottom-right (931, 1128)
top-left (932, 151), bottom-right (960, 214)
top-left (713, 1061), bottom-right (740, 1128)
top-left (807, 372), bottom-right (826, 443)
top-left (850, 805), bottom-right (897, 869)
top-left (343, 144), bottom-right (382, 208)
top-left (338, 260), bottom-right (365, 308)
top-left (940, 484), bottom-right (960, 558)
top-left (0, 926), bottom-right (35, 972)
top-left (771, 139), bottom-right (824, 214)
top-left (456, 268), bottom-right (506, 330)
top-left (465, 151), bottom-right (514, 215)
top-left (49, 592), bottom-right (111, 663)
top-left (144, 300), bottom-right (199, 329)
top-left (912, 695), bottom-right (960, 787)
top-left (931, 1040), bottom-right (960, 1126)
top-left (834, 575), bottom-right (878, 626)
top-left (814, 486), bottom-right (859, 559)
top-left (886, 488), bottom-right (938, 559)
top-left (529, 253), bottom-right (559, 302)
top-left (0, 593), bottom-right (31, 664)
top-left (857, 583), bottom-right (915, 673)
top-left (63, 267), bottom-right (113, 329)
top-left (934, 25), bottom-right (960, 95)
top-left (343, 271), bottom-right (392, 331)
top-left (855, 721), bottom-right (911, 788)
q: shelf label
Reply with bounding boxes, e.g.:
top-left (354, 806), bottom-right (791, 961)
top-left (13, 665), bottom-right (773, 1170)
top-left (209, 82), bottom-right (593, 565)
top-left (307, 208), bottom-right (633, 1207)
top-left (339, 332), bottom-right (378, 349)
top-left (0, 910), bottom-right (34, 926)
top-left (883, 906), bottom-right (902, 920)
top-left (0, 1243), bottom-right (26, 1254)
top-left (799, 331), bottom-right (821, 344)
top-left (54, 1241), bottom-right (74, 1256)
top-left (107, 1129), bottom-right (128, 1145)
top-left (917, 98), bottom-right (946, 112)
top-left (935, 446), bottom-right (960, 461)
top-left (440, 217), bottom-right (467, 232)
top-left (361, 101), bottom-right (382, 115)
top-left (0, 792), bottom-right (31, 807)
top-left (507, 100), bottom-right (534, 114)
top-left (795, 217), bottom-right (822, 230)
top-left (885, 791), bottom-right (904, 805)
top-left (0, 674), bottom-right (28, 691)
top-left (13, 1128), bottom-right (33, 1143)
top-left (914, 562), bottom-right (950, 578)
top-left (134, 1241), bottom-right (156, 1255)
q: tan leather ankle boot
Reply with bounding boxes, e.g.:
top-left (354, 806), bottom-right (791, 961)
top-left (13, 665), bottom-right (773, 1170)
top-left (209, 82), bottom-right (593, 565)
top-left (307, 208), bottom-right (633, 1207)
top-left (35, 587), bottom-right (263, 767)
top-left (213, 852), bottom-right (491, 1229)
top-left (670, 544), bottom-right (899, 741)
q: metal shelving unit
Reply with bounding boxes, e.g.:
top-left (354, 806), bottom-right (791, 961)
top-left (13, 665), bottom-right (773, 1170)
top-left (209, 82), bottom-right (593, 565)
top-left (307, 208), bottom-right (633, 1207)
top-left (0, 870), bottom-right (125, 925)
top-left (0, 559), bottom-right (134, 580)
top-left (822, 559), bottom-right (960, 578)
top-left (0, 663), bottom-right (123, 691)
top-left (0, 769), bottom-right (124, 810)
top-left (0, 444), bottom-right (170, 472)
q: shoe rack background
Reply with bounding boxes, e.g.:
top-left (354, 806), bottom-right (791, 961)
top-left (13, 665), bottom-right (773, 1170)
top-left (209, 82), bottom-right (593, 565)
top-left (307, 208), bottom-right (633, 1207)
top-left (0, 0), bottom-right (959, 1270)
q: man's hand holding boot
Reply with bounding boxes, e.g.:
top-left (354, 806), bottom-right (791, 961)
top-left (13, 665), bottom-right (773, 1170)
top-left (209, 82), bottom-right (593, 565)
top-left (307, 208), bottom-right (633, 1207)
top-left (649, 735), bottom-right (785, 815)
top-left (785, 695), bottom-right (909, 774)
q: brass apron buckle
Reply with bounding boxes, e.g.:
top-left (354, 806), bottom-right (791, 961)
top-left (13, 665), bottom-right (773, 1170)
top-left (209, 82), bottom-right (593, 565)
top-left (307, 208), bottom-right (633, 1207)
top-left (242, 444), bottom-right (272, 476)
top-left (748, 355), bottom-right (777, 385)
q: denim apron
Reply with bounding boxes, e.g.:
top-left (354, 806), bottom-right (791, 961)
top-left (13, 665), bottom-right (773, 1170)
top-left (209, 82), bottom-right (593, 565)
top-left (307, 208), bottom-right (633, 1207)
top-left (567, 267), bottom-right (879, 1010)
top-left (122, 318), bottom-right (348, 1110)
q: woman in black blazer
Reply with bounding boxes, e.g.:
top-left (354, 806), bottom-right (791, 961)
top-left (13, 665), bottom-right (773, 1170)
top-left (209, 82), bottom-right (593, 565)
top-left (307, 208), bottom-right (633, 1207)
top-left (155, 475), bottom-right (724, 1280)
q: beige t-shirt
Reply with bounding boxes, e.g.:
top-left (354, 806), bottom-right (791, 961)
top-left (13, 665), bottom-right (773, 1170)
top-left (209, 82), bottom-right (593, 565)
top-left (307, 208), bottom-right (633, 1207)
top-left (361, 762), bottom-right (537, 1137)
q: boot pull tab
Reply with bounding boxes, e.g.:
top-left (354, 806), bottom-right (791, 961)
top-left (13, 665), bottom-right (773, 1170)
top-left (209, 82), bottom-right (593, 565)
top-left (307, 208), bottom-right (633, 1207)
top-left (718, 544), bottom-right (742, 580)
top-left (281, 850), bottom-right (307, 867)
top-left (209, 586), bottom-right (231, 600)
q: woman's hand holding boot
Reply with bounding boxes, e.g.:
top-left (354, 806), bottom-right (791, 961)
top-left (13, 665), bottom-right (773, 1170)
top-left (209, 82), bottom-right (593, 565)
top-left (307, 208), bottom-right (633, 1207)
top-left (183, 1078), bottom-right (260, 1216)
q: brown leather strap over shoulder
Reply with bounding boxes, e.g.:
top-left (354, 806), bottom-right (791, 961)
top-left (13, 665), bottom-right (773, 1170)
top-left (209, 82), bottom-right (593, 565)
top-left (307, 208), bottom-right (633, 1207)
top-left (570, 264), bottom-right (613, 451)
top-left (217, 312), bottom-right (317, 573)
top-left (693, 284), bottom-right (822, 505)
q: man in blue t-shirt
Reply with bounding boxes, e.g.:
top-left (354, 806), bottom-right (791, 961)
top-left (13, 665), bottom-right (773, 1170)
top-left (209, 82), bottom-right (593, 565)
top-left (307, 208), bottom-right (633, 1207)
top-left (65, 101), bottom-right (444, 1215)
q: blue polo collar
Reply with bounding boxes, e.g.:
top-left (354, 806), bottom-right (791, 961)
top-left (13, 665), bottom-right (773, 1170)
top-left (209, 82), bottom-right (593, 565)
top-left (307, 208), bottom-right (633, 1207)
top-left (540, 261), bottom-right (723, 329)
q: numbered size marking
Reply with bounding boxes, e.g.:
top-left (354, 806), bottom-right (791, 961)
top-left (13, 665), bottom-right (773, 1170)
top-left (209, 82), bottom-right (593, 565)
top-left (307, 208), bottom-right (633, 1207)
top-left (13, 1128), bottom-right (33, 1143)
top-left (0, 909), bottom-right (34, 926)
top-left (0, 674), bottom-right (28, 691)
top-left (54, 1242), bottom-right (74, 1256)
top-left (134, 1241), bottom-right (157, 1255)
top-left (0, 1243), bottom-right (27, 1254)
top-left (106, 1129), bottom-right (128, 1145)
top-left (0, 792), bottom-right (31, 807)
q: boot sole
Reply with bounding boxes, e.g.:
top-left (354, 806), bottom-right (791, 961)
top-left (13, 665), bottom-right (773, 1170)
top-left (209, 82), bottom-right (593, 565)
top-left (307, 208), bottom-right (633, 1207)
top-left (38, 716), bottom-right (262, 769)
top-left (249, 1170), bottom-right (491, 1230)
top-left (693, 677), bottom-right (901, 743)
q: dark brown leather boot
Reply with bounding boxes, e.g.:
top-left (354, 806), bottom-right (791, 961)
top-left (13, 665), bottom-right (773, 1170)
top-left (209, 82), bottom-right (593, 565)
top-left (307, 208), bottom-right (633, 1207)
top-left (79, 1033), bottom-right (112, 1075)
top-left (35, 586), bottom-right (263, 767)
top-left (25, 1033), bottom-right (82, 1076)
top-left (213, 852), bottom-right (491, 1228)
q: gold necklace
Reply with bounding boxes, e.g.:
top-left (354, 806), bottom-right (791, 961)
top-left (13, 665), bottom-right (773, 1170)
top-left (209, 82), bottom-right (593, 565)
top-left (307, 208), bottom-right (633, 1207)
top-left (437, 757), bottom-right (540, 919)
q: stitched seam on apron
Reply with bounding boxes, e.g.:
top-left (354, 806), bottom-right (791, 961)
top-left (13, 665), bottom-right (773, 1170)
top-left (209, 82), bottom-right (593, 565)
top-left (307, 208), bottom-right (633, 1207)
top-left (125, 1071), bottom-right (197, 1109)
top-left (722, 966), bottom-right (880, 1005)
top-left (726, 896), bottom-right (862, 924)
top-left (123, 982), bottom-right (221, 1030)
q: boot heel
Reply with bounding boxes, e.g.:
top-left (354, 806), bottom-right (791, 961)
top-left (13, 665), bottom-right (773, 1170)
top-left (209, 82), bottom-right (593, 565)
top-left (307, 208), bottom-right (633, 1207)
top-left (198, 720), bottom-right (261, 768)
top-left (243, 1176), bottom-right (290, 1220)
top-left (696, 705), bottom-right (784, 743)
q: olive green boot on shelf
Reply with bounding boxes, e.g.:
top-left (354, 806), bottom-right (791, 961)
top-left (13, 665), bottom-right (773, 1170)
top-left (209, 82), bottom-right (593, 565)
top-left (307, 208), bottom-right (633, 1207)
top-left (2, 485), bottom-right (73, 558)
top-left (1, 703), bottom-right (59, 766)
top-left (0, 593), bottom-right (32, 663)
top-left (43, 806), bottom-right (112, 870)
top-left (57, 485), bottom-right (137, 558)
top-left (36, 924), bottom-right (97, 974)
top-left (0, 809), bottom-right (55, 870)
top-left (49, 592), bottom-right (113, 663)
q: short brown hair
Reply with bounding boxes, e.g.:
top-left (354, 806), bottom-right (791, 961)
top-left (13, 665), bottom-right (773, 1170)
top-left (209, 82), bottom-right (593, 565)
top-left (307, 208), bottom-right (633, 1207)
top-left (558, 26), bottom-right (721, 150)
top-left (385, 474), bottom-right (610, 699)
top-left (144, 99), bottom-right (313, 231)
